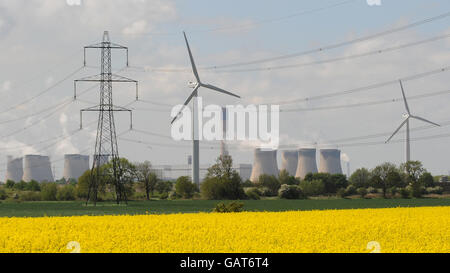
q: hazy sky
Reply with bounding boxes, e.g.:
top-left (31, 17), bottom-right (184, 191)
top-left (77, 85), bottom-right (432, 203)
top-left (0, 0), bottom-right (449, 179)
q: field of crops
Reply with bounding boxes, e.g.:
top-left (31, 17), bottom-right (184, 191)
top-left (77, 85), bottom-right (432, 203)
top-left (1, 206), bottom-right (449, 253)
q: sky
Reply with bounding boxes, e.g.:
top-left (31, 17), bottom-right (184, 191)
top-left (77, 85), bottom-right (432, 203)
top-left (0, 0), bottom-right (449, 179)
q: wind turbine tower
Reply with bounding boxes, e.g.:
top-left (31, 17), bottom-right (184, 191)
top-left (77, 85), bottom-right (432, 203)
top-left (171, 32), bottom-right (241, 186)
top-left (386, 80), bottom-right (440, 162)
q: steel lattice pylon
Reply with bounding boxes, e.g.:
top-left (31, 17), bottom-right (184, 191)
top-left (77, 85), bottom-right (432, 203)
top-left (75, 31), bottom-right (138, 205)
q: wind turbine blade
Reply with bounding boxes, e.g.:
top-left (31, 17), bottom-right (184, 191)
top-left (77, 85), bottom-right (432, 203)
top-left (399, 80), bottom-right (410, 115)
top-left (201, 83), bottom-right (241, 99)
top-left (171, 87), bottom-right (199, 124)
top-left (411, 115), bottom-right (440, 127)
top-left (386, 119), bottom-right (408, 143)
top-left (183, 32), bottom-right (200, 83)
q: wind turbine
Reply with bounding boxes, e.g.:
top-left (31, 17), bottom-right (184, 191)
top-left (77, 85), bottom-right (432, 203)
top-left (171, 32), bottom-right (241, 186)
top-left (386, 80), bottom-right (440, 162)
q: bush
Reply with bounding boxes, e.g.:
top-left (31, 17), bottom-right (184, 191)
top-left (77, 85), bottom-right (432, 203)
top-left (388, 186), bottom-right (398, 197)
top-left (245, 188), bottom-right (261, 200)
top-left (13, 181), bottom-right (27, 191)
top-left (367, 187), bottom-right (377, 194)
top-left (213, 201), bottom-right (244, 213)
top-left (0, 189), bottom-right (7, 200)
top-left (169, 191), bottom-right (179, 200)
top-left (357, 187), bottom-right (367, 198)
top-left (256, 175), bottom-right (280, 196)
top-left (26, 180), bottom-right (41, 192)
top-left (160, 192), bottom-right (169, 200)
top-left (56, 185), bottom-right (76, 201)
top-left (278, 184), bottom-right (304, 199)
top-left (400, 187), bottom-right (411, 199)
top-left (345, 185), bottom-right (357, 196)
top-left (41, 183), bottom-right (57, 201)
top-left (5, 180), bottom-right (15, 189)
top-left (299, 179), bottom-right (325, 197)
top-left (175, 176), bottom-right (197, 199)
top-left (19, 191), bottom-right (41, 201)
top-left (336, 188), bottom-right (347, 198)
top-left (425, 186), bottom-right (444, 195)
top-left (201, 173), bottom-right (246, 200)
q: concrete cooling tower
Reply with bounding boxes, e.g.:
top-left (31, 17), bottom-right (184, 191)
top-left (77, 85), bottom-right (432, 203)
top-left (281, 150), bottom-right (298, 176)
top-left (22, 155), bottom-right (54, 183)
top-left (295, 148), bottom-right (318, 179)
top-left (6, 156), bottom-right (23, 182)
top-left (63, 154), bottom-right (90, 181)
top-left (319, 149), bottom-right (343, 175)
top-left (250, 148), bottom-right (279, 182)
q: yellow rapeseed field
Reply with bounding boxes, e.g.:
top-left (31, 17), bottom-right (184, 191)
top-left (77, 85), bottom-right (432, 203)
top-left (0, 206), bottom-right (449, 253)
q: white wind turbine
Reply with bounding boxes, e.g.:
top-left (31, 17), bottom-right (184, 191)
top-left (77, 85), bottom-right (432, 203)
top-left (386, 80), bottom-right (440, 162)
top-left (171, 32), bottom-right (241, 186)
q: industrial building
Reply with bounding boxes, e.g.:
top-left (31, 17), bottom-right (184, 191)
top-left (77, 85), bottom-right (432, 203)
top-left (63, 154), bottom-right (90, 181)
top-left (250, 148), bottom-right (279, 182)
top-left (295, 148), bottom-right (318, 179)
top-left (22, 155), bottom-right (54, 183)
top-left (319, 149), bottom-right (343, 175)
top-left (6, 156), bottom-right (23, 182)
top-left (281, 150), bottom-right (298, 176)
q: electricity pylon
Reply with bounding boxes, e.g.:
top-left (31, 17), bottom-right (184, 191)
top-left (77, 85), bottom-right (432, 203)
top-left (75, 31), bottom-right (138, 205)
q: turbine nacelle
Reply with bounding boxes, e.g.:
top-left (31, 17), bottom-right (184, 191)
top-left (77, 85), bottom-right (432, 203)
top-left (188, 81), bottom-right (198, 88)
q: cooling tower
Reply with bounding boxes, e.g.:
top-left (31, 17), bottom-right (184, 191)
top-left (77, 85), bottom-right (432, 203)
top-left (250, 148), bottom-right (279, 182)
top-left (6, 156), bottom-right (23, 182)
top-left (319, 149), bottom-right (343, 175)
top-left (295, 148), bottom-right (318, 179)
top-left (281, 150), bottom-right (298, 176)
top-left (63, 154), bottom-right (90, 181)
top-left (22, 155), bottom-right (54, 183)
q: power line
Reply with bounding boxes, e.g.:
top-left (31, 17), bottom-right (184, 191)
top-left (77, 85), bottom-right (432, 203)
top-left (200, 10), bottom-right (450, 69)
top-left (268, 65), bottom-right (450, 105)
top-left (281, 88), bottom-right (450, 112)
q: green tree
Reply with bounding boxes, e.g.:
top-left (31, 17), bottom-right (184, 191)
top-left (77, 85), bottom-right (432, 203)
top-left (201, 155), bottom-right (246, 200)
top-left (175, 176), bottom-right (197, 199)
top-left (349, 168), bottom-right (371, 188)
top-left (371, 162), bottom-right (399, 198)
top-left (135, 161), bottom-right (158, 200)
top-left (56, 185), bottom-right (76, 201)
top-left (156, 180), bottom-right (173, 194)
top-left (41, 183), bottom-right (57, 201)
top-left (13, 181), bottom-right (27, 191)
top-left (26, 180), bottom-right (41, 192)
top-left (256, 174), bottom-right (280, 196)
top-left (103, 158), bottom-right (137, 202)
top-left (278, 170), bottom-right (298, 185)
top-left (299, 179), bottom-right (325, 196)
top-left (5, 180), bottom-right (15, 189)
top-left (400, 161), bottom-right (427, 198)
top-left (418, 172), bottom-right (434, 187)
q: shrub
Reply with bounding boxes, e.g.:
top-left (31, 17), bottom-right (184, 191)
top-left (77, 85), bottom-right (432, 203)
top-left (400, 187), bottom-right (411, 199)
top-left (388, 186), bottom-right (398, 197)
top-left (425, 186), bottom-right (444, 195)
top-left (175, 176), bottom-right (197, 199)
top-left (299, 179), bottom-right (325, 197)
top-left (5, 180), bottom-right (15, 189)
top-left (256, 175), bottom-right (280, 196)
top-left (13, 181), bottom-right (27, 191)
top-left (41, 183), bottom-right (57, 201)
top-left (26, 180), bottom-right (41, 192)
top-left (56, 185), bottom-right (76, 201)
top-left (19, 191), bottom-right (41, 201)
top-left (245, 188), bottom-right (261, 200)
top-left (169, 191), bottom-right (179, 200)
top-left (357, 187), bottom-right (367, 198)
top-left (345, 185), bottom-right (357, 196)
top-left (160, 192), bottom-right (169, 200)
top-left (0, 189), bottom-right (7, 200)
top-left (213, 201), bottom-right (244, 213)
top-left (278, 184), bottom-right (303, 199)
top-left (201, 173), bottom-right (246, 200)
top-left (336, 188), bottom-right (347, 198)
top-left (367, 187), bottom-right (377, 194)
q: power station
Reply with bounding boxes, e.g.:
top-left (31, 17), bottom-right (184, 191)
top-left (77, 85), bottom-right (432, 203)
top-left (63, 154), bottom-right (90, 181)
top-left (296, 148), bottom-right (318, 179)
top-left (281, 150), bottom-right (298, 176)
top-left (319, 149), bottom-right (343, 175)
top-left (6, 156), bottom-right (23, 182)
top-left (250, 148), bottom-right (279, 182)
top-left (22, 155), bottom-right (54, 183)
